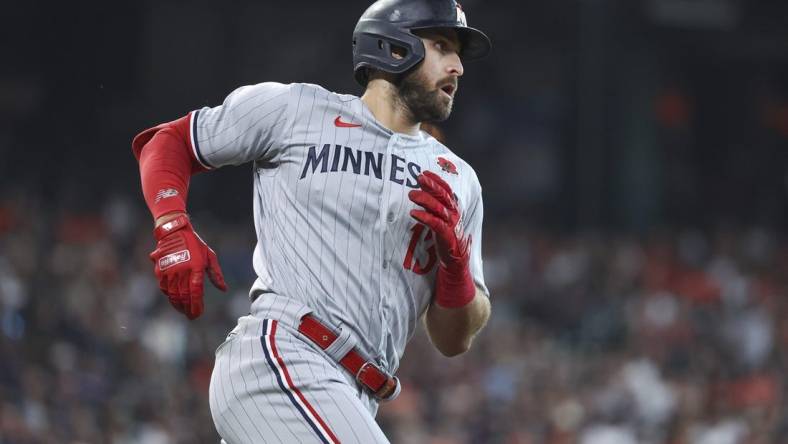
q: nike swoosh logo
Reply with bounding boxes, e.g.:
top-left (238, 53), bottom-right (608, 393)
top-left (334, 116), bottom-right (361, 128)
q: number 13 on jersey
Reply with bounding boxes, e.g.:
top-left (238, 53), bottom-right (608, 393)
top-left (403, 223), bottom-right (437, 275)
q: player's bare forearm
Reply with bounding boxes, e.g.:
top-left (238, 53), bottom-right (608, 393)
top-left (424, 286), bottom-right (490, 357)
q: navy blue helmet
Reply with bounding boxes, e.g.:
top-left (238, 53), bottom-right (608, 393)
top-left (352, 0), bottom-right (491, 86)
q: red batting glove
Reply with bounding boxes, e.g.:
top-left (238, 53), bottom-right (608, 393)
top-left (408, 171), bottom-right (475, 308)
top-left (150, 214), bottom-right (227, 319)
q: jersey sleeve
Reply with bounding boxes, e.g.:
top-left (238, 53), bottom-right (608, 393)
top-left (463, 173), bottom-right (489, 298)
top-left (190, 82), bottom-right (292, 168)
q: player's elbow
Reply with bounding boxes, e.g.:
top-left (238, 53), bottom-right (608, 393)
top-left (435, 338), bottom-right (472, 357)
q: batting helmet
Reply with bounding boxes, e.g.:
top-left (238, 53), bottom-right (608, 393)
top-left (352, 0), bottom-right (491, 86)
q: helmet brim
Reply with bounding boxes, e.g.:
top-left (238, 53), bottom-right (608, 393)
top-left (409, 25), bottom-right (491, 61)
top-left (456, 27), bottom-right (492, 60)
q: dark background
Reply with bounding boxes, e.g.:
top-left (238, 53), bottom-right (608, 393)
top-left (5, 0), bottom-right (787, 230)
top-left (2, 0), bottom-right (788, 442)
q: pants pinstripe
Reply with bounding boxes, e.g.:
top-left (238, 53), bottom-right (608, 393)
top-left (209, 315), bottom-right (390, 444)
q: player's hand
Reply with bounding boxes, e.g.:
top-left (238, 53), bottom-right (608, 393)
top-left (408, 171), bottom-right (470, 270)
top-left (149, 213), bottom-right (227, 319)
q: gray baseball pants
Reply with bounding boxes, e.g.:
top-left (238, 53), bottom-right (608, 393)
top-left (209, 313), bottom-right (391, 444)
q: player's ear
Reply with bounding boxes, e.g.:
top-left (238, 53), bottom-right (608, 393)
top-left (390, 44), bottom-right (407, 60)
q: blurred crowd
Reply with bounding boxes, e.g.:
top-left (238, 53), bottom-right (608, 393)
top-left (381, 224), bottom-right (788, 444)
top-left (1, 193), bottom-right (786, 444)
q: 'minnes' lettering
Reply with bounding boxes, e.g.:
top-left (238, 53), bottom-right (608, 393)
top-left (300, 144), bottom-right (331, 179)
top-left (300, 144), bottom-right (422, 188)
top-left (365, 152), bottom-right (383, 179)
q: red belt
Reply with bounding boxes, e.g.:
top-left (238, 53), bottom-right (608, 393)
top-left (297, 315), bottom-right (398, 400)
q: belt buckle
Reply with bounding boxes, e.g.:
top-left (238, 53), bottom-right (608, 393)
top-left (354, 361), bottom-right (379, 383)
top-left (355, 362), bottom-right (397, 400)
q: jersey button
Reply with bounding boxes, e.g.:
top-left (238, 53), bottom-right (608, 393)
top-left (387, 212), bottom-right (395, 222)
top-left (382, 260), bottom-right (388, 269)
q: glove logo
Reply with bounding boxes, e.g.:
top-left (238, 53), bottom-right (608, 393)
top-left (161, 219), bottom-right (184, 233)
top-left (437, 157), bottom-right (458, 175)
top-left (159, 250), bottom-right (191, 270)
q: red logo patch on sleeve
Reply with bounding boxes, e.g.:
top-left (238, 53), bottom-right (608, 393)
top-left (437, 157), bottom-right (458, 175)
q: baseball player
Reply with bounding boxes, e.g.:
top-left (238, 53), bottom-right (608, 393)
top-left (131, 1), bottom-right (491, 442)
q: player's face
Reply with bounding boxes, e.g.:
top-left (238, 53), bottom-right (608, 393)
top-left (397, 29), bottom-right (464, 123)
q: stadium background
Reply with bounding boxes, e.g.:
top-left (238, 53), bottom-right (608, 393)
top-left (2, 0), bottom-right (788, 442)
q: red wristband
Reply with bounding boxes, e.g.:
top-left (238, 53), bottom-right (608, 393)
top-left (434, 262), bottom-right (476, 308)
top-left (153, 214), bottom-right (191, 240)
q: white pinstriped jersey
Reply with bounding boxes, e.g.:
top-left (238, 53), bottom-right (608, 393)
top-left (190, 82), bottom-right (487, 374)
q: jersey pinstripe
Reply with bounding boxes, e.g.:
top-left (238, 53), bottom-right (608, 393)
top-left (192, 81), bottom-right (488, 377)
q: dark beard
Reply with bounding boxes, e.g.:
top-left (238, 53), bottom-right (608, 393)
top-left (396, 69), bottom-right (454, 123)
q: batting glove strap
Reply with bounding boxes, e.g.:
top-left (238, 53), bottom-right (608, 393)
top-left (153, 214), bottom-right (191, 240)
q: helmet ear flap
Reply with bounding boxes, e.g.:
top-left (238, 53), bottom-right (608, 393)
top-left (353, 21), bottom-right (426, 86)
top-left (355, 41), bottom-right (410, 86)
